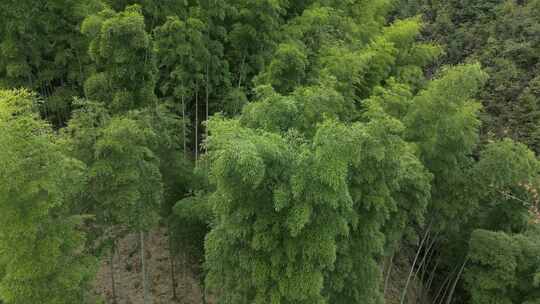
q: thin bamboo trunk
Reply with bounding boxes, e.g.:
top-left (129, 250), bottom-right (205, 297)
top-left (238, 55), bottom-right (246, 88)
top-left (195, 87), bottom-right (199, 166)
top-left (205, 64), bottom-right (209, 154)
top-left (169, 224), bottom-right (178, 301)
top-left (433, 265), bottom-right (458, 304)
top-left (444, 258), bottom-right (468, 304)
top-left (182, 93), bottom-right (187, 157)
top-left (437, 279), bottom-right (452, 304)
top-left (110, 241), bottom-right (118, 304)
top-left (141, 231), bottom-right (150, 304)
top-left (206, 7), bottom-right (211, 156)
top-left (400, 225), bottom-right (432, 304)
top-left (415, 238), bottom-right (436, 303)
top-left (384, 250), bottom-right (396, 296)
top-left (200, 270), bottom-right (207, 304)
top-left (425, 256), bottom-right (441, 293)
top-left (171, 253), bottom-right (178, 301)
top-left (413, 234), bottom-right (438, 279)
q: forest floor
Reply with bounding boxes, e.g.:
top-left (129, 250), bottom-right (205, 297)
top-left (385, 248), bottom-right (426, 304)
top-left (91, 228), bottom-right (424, 304)
top-left (92, 228), bottom-right (204, 304)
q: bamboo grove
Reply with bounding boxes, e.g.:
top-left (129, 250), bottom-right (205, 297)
top-left (0, 0), bottom-right (539, 304)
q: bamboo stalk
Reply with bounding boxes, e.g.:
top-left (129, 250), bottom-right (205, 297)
top-left (400, 224), bottom-right (432, 304)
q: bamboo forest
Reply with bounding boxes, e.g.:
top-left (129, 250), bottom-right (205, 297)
top-left (1, 0), bottom-right (539, 304)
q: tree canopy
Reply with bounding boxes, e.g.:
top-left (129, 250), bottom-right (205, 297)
top-left (0, 1), bottom-right (539, 304)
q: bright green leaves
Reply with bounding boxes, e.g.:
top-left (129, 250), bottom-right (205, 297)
top-left (172, 191), bottom-right (211, 261)
top-left (0, 0), bottom-right (101, 89)
top-left (285, 16), bottom-right (439, 103)
top-left (364, 78), bottom-right (414, 121)
top-left (0, 1), bottom-right (537, 304)
top-left (465, 229), bottom-right (540, 304)
top-left (0, 89), bottom-right (96, 303)
top-left (226, 0), bottom-right (289, 88)
top-left (351, 17), bottom-right (439, 98)
top-left (63, 102), bottom-right (163, 233)
top-left (241, 87), bottom-right (300, 133)
top-left (362, 104), bottom-right (432, 245)
top-left (326, 110), bottom-right (431, 303)
top-left (315, 0), bottom-right (393, 44)
top-left (207, 118), bottom-right (271, 191)
top-left (382, 18), bottom-right (442, 89)
top-left (256, 42), bottom-right (308, 94)
top-left (294, 84), bottom-right (355, 129)
top-left (82, 4), bottom-right (156, 113)
top-left (0, 0), bottom-right (103, 126)
top-left (153, 15), bottom-right (209, 101)
top-left (241, 84), bottom-right (353, 136)
top-left (404, 64), bottom-right (488, 228)
top-left (283, 6), bottom-right (347, 50)
top-left (465, 230), bottom-right (520, 304)
top-left (406, 63), bottom-right (487, 165)
top-left (205, 117), bottom-right (361, 303)
top-left (472, 139), bottom-right (540, 232)
top-left (91, 115), bottom-right (162, 231)
top-left (253, 6), bottom-right (439, 103)
top-left (410, 0), bottom-right (540, 153)
top-left (475, 139), bottom-right (539, 192)
top-left (206, 101), bottom-right (434, 303)
top-left (311, 120), bottom-right (358, 193)
top-left (204, 3), bottom-right (450, 303)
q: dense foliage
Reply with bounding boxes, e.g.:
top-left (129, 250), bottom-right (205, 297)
top-left (0, 1), bottom-right (539, 304)
top-left (0, 90), bottom-right (96, 303)
top-left (398, 0), bottom-right (540, 152)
